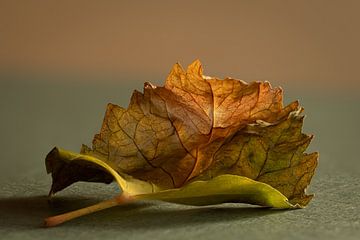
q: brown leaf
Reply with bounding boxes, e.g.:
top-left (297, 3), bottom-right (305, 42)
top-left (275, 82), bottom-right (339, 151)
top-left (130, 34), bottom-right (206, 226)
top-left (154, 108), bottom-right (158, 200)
top-left (50, 60), bottom-right (318, 206)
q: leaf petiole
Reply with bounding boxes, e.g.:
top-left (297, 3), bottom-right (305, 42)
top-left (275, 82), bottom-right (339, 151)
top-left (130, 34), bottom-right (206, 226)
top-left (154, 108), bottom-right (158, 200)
top-left (44, 194), bottom-right (133, 227)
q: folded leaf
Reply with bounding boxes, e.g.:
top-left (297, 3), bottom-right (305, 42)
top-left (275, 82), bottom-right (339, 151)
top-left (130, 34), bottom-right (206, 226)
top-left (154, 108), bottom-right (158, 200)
top-left (46, 147), bottom-right (162, 196)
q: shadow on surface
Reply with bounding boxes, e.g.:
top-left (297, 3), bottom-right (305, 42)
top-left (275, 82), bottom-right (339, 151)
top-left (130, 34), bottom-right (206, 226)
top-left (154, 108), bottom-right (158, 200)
top-left (0, 195), bottom-right (153, 229)
top-left (84, 202), bottom-right (289, 230)
top-left (0, 196), bottom-right (290, 229)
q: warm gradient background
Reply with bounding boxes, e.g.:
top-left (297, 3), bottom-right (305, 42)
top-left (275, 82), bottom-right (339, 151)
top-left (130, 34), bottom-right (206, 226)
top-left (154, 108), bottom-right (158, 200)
top-left (1, 0), bottom-right (360, 89)
top-left (0, 1), bottom-right (359, 239)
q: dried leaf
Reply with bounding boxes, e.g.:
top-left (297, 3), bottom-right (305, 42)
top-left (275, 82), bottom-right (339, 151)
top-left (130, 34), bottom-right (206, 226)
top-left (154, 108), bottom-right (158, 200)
top-left (44, 60), bottom-right (318, 226)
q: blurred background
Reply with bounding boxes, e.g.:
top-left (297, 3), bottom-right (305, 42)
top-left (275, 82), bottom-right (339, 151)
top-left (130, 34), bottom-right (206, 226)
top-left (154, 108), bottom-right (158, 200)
top-left (0, 0), bottom-right (359, 181)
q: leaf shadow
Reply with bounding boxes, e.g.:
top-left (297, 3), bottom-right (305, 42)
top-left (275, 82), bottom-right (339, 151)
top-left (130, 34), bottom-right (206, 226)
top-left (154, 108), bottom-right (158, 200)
top-left (88, 202), bottom-right (290, 229)
top-left (0, 196), bottom-right (292, 229)
top-left (0, 195), bottom-right (152, 229)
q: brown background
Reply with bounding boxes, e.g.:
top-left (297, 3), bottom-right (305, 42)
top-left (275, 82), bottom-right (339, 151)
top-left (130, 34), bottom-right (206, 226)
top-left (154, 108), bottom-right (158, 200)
top-left (1, 0), bottom-right (359, 90)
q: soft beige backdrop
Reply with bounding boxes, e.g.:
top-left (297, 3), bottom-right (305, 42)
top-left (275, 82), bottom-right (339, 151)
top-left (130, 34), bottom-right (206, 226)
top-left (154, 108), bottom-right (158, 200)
top-left (1, 0), bottom-right (359, 90)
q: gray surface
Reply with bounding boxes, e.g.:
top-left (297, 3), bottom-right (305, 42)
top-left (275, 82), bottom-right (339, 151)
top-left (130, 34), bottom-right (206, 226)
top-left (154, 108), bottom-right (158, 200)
top-left (0, 77), bottom-right (360, 239)
top-left (0, 174), bottom-right (359, 240)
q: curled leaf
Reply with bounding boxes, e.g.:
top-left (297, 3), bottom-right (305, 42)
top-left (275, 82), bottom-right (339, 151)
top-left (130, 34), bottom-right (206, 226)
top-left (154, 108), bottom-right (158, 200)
top-left (136, 174), bottom-right (296, 209)
top-left (46, 147), bottom-right (162, 196)
top-left (46, 148), bottom-right (296, 209)
top-left (44, 60), bottom-right (318, 226)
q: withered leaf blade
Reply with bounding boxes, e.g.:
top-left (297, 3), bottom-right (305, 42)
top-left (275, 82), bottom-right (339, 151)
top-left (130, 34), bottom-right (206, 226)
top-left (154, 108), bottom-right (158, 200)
top-left (46, 60), bottom-right (318, 207)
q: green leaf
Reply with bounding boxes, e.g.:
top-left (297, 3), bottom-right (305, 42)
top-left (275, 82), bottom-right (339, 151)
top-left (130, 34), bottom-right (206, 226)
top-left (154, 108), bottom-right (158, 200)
top-left (135, 174), bottom-right (297, 209)
top-left (46, 147), bottom-right (162, 196)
